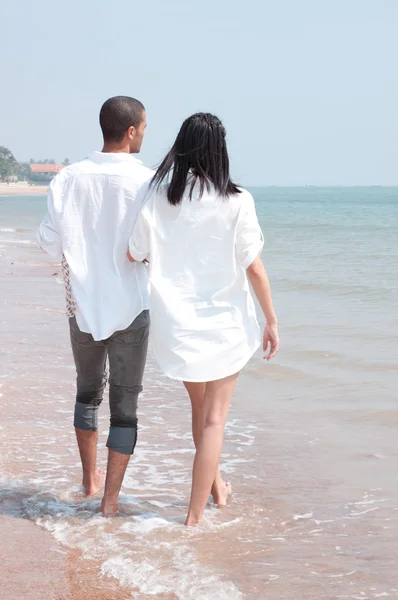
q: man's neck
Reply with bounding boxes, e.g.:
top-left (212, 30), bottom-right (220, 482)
top-left (101, 142), bottom-right (131, 154)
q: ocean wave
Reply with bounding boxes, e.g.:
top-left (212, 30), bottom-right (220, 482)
top-left (0, 403), bottom-right (253, 600)
top-left (275, 277), bottom-right (393, 298)
top-left (0, 387), bottom-right (259, 599)
top-left (0, 227), bottom-right (30, 233)
top-left (18, 489), bottom-right (243, 600)
top-left (101, 543), bottom-right (243, 599)
top-left (0, 238), bottom-right (36, 246)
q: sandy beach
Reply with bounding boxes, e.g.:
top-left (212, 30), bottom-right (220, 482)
top-left (0, 183), bottom-right (48, 196)
top-left (0, 515), bottom-right (135, 600)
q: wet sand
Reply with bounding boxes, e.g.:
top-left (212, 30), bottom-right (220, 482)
top-left (0, 515), bottom-right (134, 600)
top-left (0, 256), bottom-right (136, 600)
top-left (0, 250), bottom-right (157, 600)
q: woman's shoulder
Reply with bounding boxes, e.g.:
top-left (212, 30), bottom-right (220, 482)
top-left (234, 186), bottom-right (253, 200)
top-left (227, 187), bottom-right (255, 210)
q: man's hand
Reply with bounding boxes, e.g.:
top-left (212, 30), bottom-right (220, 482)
top-left (263, 322), bottom-right (279, 361)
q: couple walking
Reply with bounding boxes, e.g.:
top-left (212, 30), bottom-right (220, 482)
top-left (38, 96), bottom-right (279, 526)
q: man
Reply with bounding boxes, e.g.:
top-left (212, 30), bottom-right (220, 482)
top-left (38, 96), bottom-right (153, 514)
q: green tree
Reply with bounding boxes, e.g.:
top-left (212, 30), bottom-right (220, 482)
top-left (0, 146), bottom-right (17, 181)
top-left (17, 163), bottom-right (31, 181)
top-left (62, 158), bottom-right (71, 166)
top-left (0, 146), bottom-right (16, 161)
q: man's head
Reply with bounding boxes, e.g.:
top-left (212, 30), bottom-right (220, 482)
top-left (99, 96), bottom-right (146, 153)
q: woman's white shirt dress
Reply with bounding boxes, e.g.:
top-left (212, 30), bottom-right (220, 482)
top-left (129, 181), bottom-right (264, 382)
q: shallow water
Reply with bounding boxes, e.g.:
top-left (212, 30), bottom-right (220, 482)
top-left (0, 189), bottom-right (397, 599)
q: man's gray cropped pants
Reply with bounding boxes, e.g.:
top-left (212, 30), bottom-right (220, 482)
top-left (69, 310), bottom-right (149, 455)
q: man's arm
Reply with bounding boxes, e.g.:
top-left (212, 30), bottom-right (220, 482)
top-left (128, 206), bottom-right (150, 264)
top-left (37, 179), bottom-right (62, 261)
top-left (127, 249), bottom-right (136, 263)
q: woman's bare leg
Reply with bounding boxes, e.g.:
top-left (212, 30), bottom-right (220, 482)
top-left (185, 373), bottom-right (238, 526)
top-left (184, 382), bottom-right (231, 505)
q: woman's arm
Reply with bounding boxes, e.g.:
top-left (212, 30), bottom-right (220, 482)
top-left (246, 255), bottom-right (279, 360)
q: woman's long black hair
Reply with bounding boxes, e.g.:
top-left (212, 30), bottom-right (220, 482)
top-left (151, 113), bottom-right (241, 205)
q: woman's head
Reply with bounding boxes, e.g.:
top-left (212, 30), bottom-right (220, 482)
top-left (153, 113), bottom-right (241, 205)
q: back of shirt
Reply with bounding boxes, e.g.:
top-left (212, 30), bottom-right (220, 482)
top-left (38, 151), bottom-right (154, 340)
top-left (128, 181), bottom-right (264, 380)
top-left (130, 180), bottom-right (264, 330)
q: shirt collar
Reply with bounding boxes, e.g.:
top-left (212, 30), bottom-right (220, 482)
top-left (88, 151), bottom-right (143, 165)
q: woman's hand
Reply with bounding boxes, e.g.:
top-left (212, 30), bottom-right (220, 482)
top-left (263, 322), bottom-right (279, 361)
top-left (246, 258), bottom-right (278, 361)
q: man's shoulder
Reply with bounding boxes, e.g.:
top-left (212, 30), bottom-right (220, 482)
top-left (128, 159), bottom-right (155, 183)
top-left (51, 156), bottom-right (94, 185)
top-left (51, 155), bottom-right (154, 191)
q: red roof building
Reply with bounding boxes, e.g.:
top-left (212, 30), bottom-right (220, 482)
top-left (30, 164), bottom-right (64, 173)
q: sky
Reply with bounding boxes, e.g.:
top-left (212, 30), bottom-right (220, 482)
top-left (1, 0), bottom-right (397, 186)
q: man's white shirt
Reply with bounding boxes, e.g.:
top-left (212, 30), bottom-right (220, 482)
top-left (38, 151), bottom-right (154, 340)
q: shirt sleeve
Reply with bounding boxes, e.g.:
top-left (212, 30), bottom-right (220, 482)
top-left (37, 179), bottom-right (62, 261)
top-left (236, 191), bottom-right (264, 269)
top-left (129, 208), bottom-right (151, 262)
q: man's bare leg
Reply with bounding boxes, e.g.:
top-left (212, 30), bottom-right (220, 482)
top-left (101, 449), bottom-right (130, 515)
top-left (184, 382), bottom-right (232, 506)
top-left (69, 317), bottom-right (108, 497)
top-left (75, 428), bottom-right (104, 496)
top-left (101, 311), bottom-right (150, 516)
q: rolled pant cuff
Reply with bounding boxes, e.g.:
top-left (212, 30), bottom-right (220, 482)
top-left (74, 402), bottom-right (98, 431)
top-left (106, 426), bottom-right (137, 455)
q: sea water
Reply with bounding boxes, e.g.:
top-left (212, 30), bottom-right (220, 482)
top-left (0, 188), bottom-right (397, 599)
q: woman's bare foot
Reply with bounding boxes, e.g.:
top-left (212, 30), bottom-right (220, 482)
top-left (185, 514), bottom-right (201, 527)
top-left (101, 496), bottom-right (118, 516)
top-left (185, 482), bottom-right (232, 525)
top-left (83, 468), bottom-right (105, 497)
top-left (211, 480), bottom-right (232, 506)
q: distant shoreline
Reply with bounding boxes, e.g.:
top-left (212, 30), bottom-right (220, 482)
top-left (1, 183), bottom-right (397, 198)
top-left (0, 183), bottom-right (48, 196)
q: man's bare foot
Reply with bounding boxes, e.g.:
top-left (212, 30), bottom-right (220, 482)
top-left (101, 496), bottom-right (118, 516)
top-left (83, 468), bottom-right (105, 497)
top-left (211, 481), bottom-right (232, 506)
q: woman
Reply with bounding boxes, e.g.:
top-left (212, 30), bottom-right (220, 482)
top-left (128, 113), bottom-right (279, 526)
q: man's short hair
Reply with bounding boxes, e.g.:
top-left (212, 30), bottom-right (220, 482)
top-left (99, 96), bottom-right (145, 143)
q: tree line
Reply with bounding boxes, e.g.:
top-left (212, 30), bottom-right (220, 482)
top-left (0, 146), bottom-right (70, 183)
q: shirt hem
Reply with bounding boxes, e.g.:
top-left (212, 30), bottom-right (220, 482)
top-left (241, 240), bottom-right (264, 270)
top-left (74, 304), bottom-right (149, 341)
top-left (155, 341), bottom-right (261, 383)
